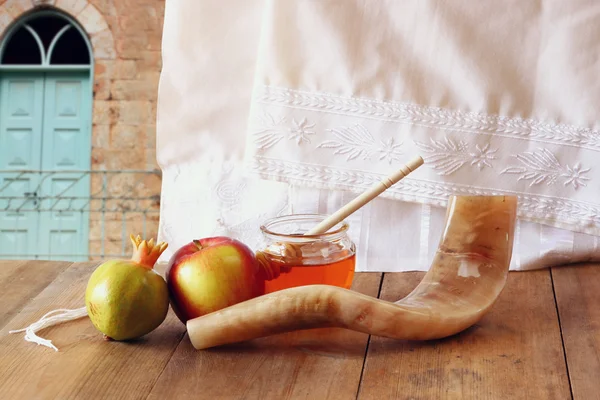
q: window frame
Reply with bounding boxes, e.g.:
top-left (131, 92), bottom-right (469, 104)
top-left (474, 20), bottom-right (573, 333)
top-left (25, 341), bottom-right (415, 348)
top-left (0, 9), bottom-right (93, 71)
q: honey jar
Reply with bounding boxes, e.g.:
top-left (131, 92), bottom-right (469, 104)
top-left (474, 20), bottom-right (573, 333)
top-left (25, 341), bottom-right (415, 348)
top-left (256, 214), bottom-right (356, 293)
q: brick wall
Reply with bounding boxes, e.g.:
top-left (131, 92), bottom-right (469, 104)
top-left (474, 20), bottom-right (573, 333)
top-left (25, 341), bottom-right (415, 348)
top-left (88, 0), bottom-right (164, 257)
top-left (89, 0), bottom-right (163, 171)
top-left (0, 0), bottom-right (165, 259)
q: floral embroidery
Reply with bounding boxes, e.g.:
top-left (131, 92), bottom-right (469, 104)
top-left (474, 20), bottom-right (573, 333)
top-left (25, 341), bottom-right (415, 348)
top-left (250, 156), bottom-right (600, 229)
top-left (288, 117), bottom-right (316, 144)
top-left (414, 137), bottom-right (497, 175)
top-left (500, 148), bottom-right (590, 189)
top-left (469, 144), bottom-right (498, 170)
top-left (377, 137), bottom-right (404, 163)
top-left (247, 86), bottom-right (600, 235)
top-left (211, 160), bottom-right (290, 250)
top-left (215, 180), bottom-right (246, 206)
top-left (562, 163), bottom-right (591, 189)
top-left (252, 112), bottom-right (316, 149)
top-left (317, 123), bottom-right (403, 164)
top-left (252, 112), bottom-right (287, 149)
top-left (258, 86), bottom-right (600, 151)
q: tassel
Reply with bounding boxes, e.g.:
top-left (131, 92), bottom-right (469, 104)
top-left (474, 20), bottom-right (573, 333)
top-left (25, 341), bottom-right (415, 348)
top-left (9, 307), bottom-right (88, 352)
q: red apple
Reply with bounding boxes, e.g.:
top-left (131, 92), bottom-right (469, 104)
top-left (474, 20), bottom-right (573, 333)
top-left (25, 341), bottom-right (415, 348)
top-left (164, 237), bottom-right (266, 324)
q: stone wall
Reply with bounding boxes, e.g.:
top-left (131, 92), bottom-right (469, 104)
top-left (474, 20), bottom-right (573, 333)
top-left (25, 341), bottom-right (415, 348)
top-left (0, 0), bottom-right (165, 259)
top-left (88, 0), bottom-right (164, 258)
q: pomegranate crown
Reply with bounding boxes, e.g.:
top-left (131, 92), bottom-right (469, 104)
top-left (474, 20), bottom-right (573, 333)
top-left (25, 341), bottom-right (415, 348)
top-left (130, 234), bottom-right (168, 268)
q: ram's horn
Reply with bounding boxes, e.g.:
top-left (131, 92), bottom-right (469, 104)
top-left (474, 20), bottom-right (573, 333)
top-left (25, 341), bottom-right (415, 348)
top-left (187, 195), bottom-right (517, 349)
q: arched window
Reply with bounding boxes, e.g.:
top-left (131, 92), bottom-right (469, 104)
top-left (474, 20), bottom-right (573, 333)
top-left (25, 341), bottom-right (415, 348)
top-left (0, 11), bottom-right (91, 66)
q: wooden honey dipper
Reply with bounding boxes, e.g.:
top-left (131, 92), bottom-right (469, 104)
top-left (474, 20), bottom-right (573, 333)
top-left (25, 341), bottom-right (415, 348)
top-left (255, 156), bottom-right (425, 279)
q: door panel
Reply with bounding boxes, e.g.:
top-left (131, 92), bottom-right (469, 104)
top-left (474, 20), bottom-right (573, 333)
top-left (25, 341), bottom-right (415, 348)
top-left (0, 176), bottom-right (39, 259)
top-left (43, 76), bottom-right (88, 169)
top-left (0, 73), bottom-right (44, 259)
top-left (38, 72), bottom-right (91, 261)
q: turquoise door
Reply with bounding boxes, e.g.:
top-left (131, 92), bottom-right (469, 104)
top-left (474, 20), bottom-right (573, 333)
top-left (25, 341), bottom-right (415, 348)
top-left (0, 71), bottom-right (91, 260)
top-left (0, 73), bottom-right (45, 259)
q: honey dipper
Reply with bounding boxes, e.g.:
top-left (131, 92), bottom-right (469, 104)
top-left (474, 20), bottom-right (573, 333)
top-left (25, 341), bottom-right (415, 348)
top-left (188, 159), bottom-right (518, 350)
top-left (254, 155), bottom-right (425, 277)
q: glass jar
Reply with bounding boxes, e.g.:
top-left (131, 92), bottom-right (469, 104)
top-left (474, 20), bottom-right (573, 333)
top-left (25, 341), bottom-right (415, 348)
top-left (256, 214), bottom-right (356, 293)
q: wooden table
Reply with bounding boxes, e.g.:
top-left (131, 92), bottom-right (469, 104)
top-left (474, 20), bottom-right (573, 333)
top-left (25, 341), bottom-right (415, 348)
top-left (0, 260), bottom-right (598, 399)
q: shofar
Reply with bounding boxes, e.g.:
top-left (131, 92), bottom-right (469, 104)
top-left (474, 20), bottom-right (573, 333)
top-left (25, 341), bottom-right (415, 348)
top-left (187, 195), bottom-right (517, 349)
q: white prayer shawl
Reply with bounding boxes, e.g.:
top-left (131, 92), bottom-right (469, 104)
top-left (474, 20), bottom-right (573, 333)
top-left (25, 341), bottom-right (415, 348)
top-left (156, 0), bottom-right (600, 271)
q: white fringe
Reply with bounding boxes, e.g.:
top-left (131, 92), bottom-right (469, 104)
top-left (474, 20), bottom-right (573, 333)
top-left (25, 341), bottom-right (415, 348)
top-left (9, 307), bottom-right (89, 352)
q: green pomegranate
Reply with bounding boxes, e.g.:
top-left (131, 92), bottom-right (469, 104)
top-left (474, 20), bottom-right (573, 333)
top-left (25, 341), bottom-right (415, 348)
top-left (85, 235), bottom-right (170, 341)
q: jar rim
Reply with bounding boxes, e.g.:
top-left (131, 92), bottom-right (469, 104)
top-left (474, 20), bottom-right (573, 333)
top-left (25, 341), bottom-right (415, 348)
top-left (260, 213), bottom-right (349, 240)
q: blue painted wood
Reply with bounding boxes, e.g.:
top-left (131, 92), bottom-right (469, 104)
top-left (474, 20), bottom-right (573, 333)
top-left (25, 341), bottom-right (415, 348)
top-left (0, 72), bottom-right (45, 259)
top-left (0, 71), bottom-right (91, 260)
top-left (38, 72), bottom-right (91, 261)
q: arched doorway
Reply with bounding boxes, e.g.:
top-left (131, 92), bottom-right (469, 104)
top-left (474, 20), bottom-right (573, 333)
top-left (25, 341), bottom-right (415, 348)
top-left (0, 9), bottom-right (93, 260)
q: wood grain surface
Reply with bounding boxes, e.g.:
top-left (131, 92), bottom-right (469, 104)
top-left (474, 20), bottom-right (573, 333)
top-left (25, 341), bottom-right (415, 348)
top-left (0, 260), bottom-right (72, 330)
top-left (358, 271), bottom-right (571, 400)
top-left (0, 262), bottom-right (187, 400)
top-left (552, 264), bottom-right (600, 400)
top-left (147, 273), bottom-right (383, 400)
top-left (2, 261), bottom-right (599, 399)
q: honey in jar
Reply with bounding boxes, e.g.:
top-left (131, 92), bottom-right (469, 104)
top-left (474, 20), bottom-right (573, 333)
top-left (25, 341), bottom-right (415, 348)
top-left (256, 214), bottom-right (356, 293)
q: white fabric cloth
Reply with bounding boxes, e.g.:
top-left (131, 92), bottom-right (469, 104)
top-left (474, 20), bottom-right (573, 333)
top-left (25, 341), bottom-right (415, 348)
top-left (156, 0), bottom-right (290, 259)
top-left (156, 0), bottom-right (600, 271)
